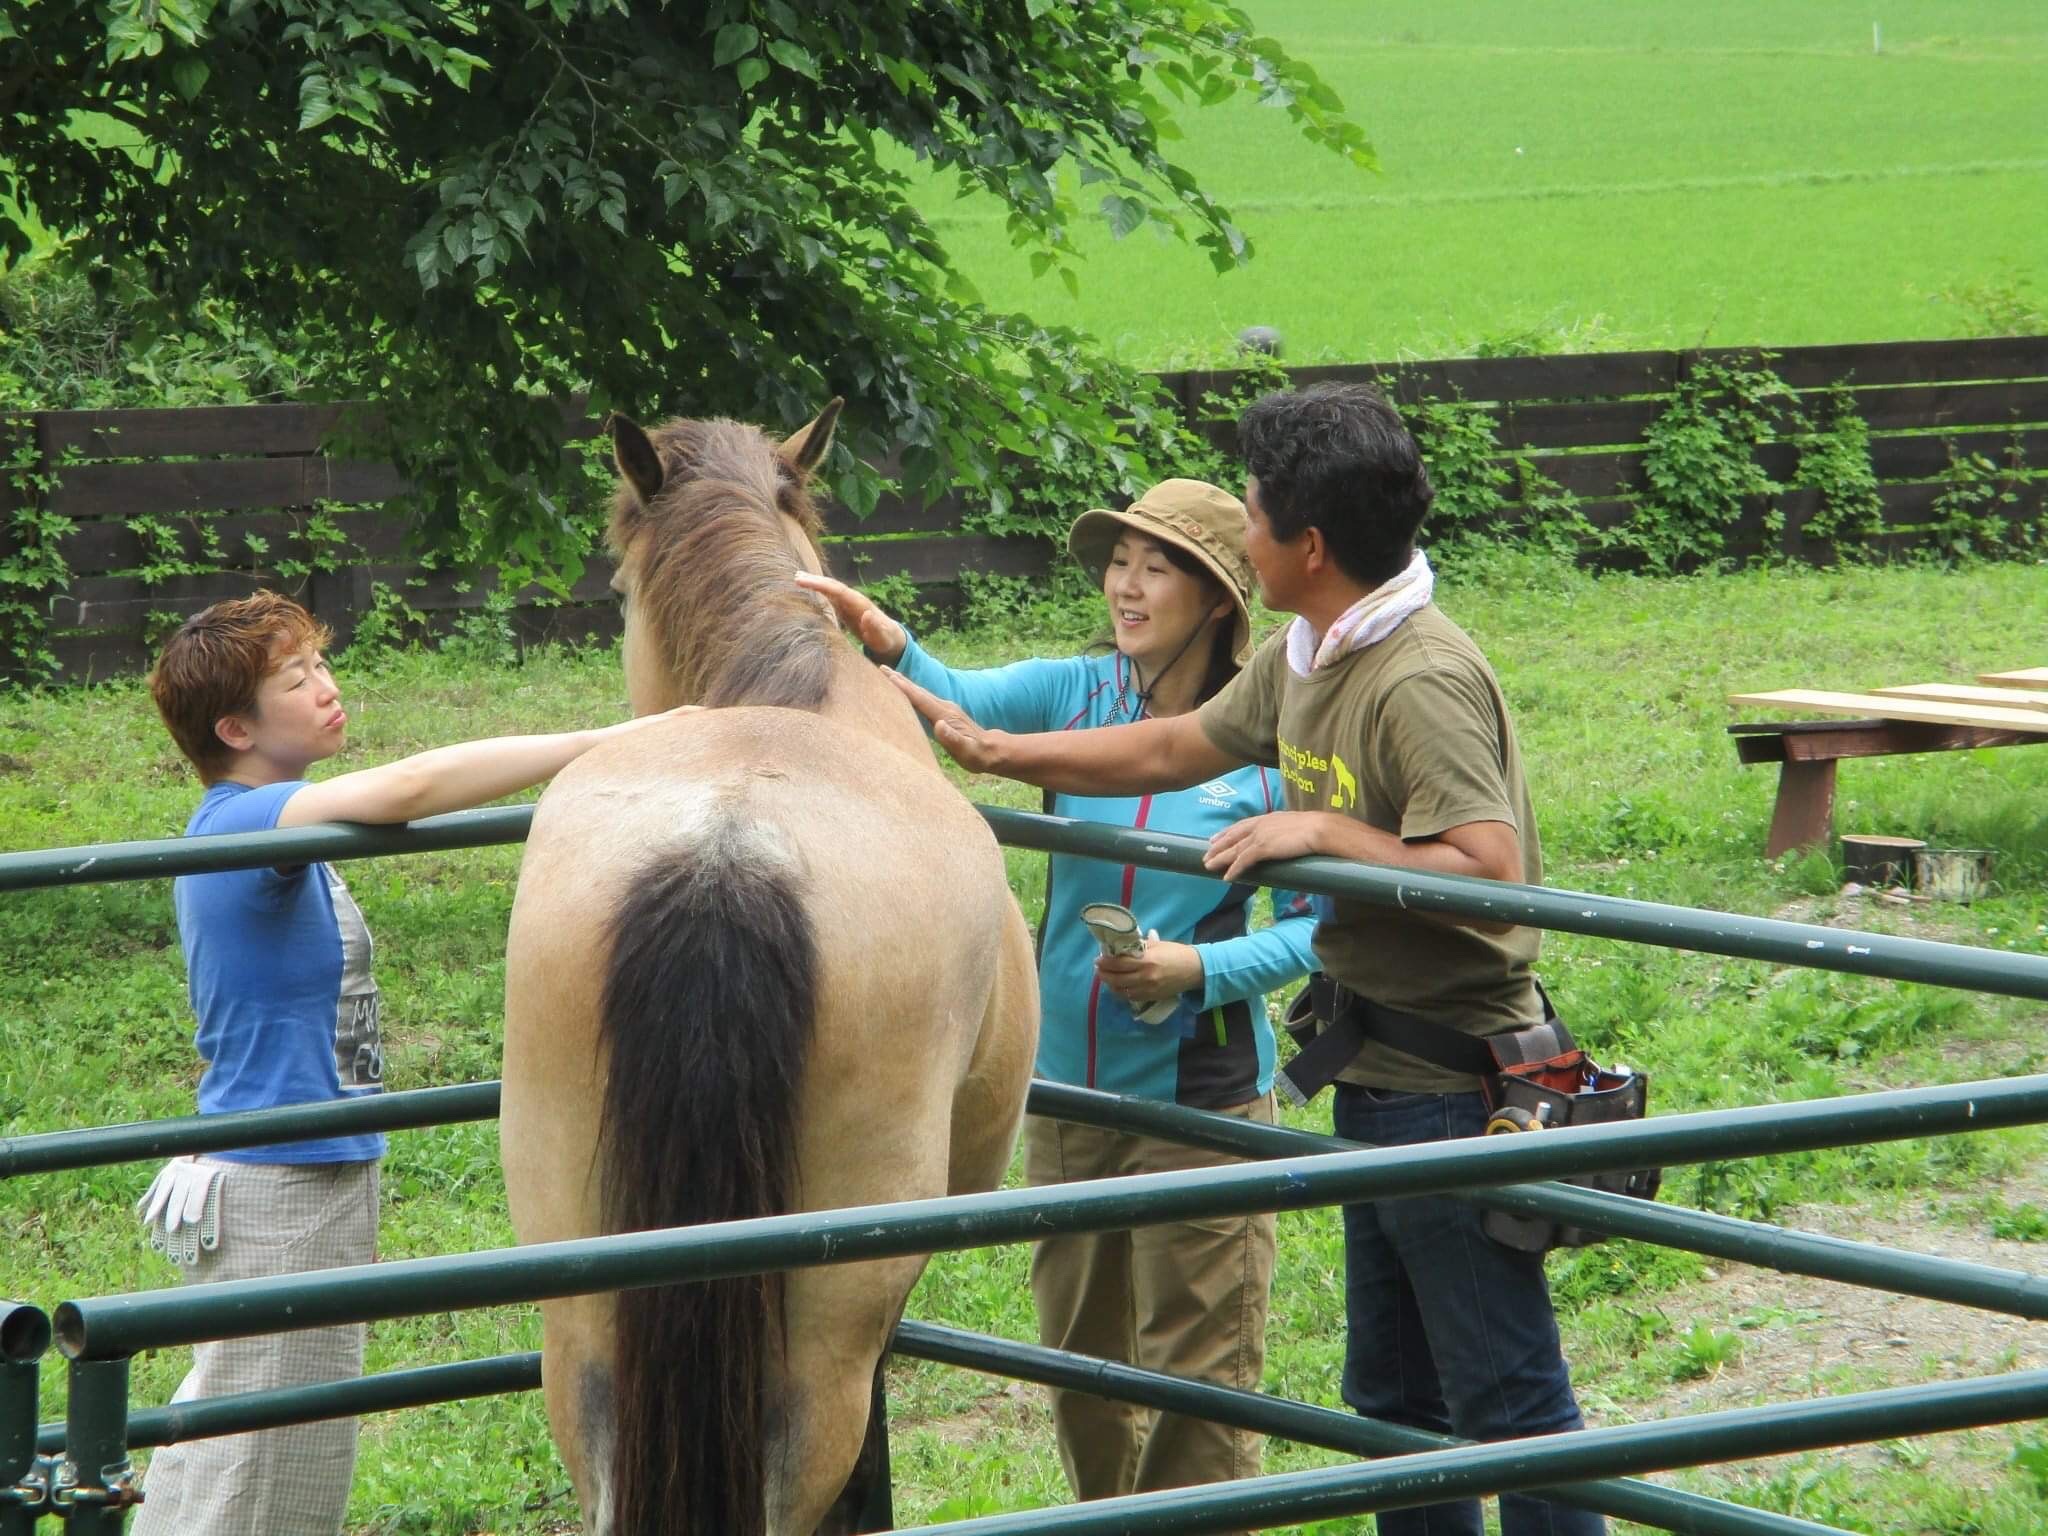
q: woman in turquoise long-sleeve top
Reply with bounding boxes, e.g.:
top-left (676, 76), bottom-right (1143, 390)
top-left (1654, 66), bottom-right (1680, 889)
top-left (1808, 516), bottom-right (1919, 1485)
top-left (799, 479), bottom-right (1315, 1510)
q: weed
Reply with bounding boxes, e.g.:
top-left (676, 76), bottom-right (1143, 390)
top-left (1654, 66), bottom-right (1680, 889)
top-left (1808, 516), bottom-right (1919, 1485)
top-left (1987, 1200), bottom-right (2048, 1241)
top-left (1791, 386), bottom-right (1884, 548)
top-left (1629, 355), bottom-right (1795, 572)
top-left (2011, 1433), bottom-right (2048, 1500)
top-left (1669, 1321), bottom-right (1743, 1381)
top-left (1925, 440), bottom-right (2035, 562)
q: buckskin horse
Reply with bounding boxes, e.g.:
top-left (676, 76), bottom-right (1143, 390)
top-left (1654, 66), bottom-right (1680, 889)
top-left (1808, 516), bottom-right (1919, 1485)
top-left (500, 402), bottom-right (1039, 1535)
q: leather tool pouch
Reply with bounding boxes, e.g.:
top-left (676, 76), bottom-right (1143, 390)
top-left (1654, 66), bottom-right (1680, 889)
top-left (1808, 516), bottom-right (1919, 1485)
top-left (1279, 973), bottom-right (1661, 1253)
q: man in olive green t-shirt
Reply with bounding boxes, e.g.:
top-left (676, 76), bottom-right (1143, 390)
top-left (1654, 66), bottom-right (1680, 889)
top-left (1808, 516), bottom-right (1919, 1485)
top-left (890, 383), bottom-right (1600, 1536)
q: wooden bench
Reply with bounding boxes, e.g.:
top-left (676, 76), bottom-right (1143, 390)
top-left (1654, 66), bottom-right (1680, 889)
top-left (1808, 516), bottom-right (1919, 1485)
top-left (1727, 672), bottom-right (2048, 857)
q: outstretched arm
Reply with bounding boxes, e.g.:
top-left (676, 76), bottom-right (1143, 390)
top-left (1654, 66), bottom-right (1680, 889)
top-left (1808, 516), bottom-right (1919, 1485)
top-left (887, 671), bottom-right (1242, 795)
top-left (277, 708), bottom-right (697, 828)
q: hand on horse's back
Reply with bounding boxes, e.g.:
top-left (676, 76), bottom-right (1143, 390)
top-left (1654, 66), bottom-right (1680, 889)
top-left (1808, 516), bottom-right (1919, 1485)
top-left (883, 670), bottom-right (1007, 774)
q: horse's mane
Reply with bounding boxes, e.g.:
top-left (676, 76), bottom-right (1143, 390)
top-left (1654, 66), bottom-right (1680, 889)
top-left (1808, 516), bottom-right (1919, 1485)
top-left (608, 417), bottom-right (835, 710)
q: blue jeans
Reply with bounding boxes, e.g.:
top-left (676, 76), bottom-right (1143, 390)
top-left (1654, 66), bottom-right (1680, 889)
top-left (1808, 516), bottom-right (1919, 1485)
top-left (1332, 1084), bottom-right (1603, 1536)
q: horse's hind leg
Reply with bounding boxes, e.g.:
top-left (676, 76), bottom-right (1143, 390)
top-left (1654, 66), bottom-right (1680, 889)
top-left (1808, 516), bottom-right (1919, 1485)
top-left (536, 1294), bottom-right (619, 1534)
top-left (765, 1255), bottom-right (925, 1536)
top-left (810, 1362), bottom-right (893, 1536)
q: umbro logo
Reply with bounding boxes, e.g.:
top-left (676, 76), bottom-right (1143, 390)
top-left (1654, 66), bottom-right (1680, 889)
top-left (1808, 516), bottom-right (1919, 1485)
top-left (1200, 780), bottom-right (1237, 799)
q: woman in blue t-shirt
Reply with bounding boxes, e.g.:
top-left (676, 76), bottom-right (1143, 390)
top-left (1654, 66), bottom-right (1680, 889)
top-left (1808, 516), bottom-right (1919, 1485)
top-left (138, 590), bottom-right (684, 1536)
top-left (798, 479), bottom-right (1315, 1507)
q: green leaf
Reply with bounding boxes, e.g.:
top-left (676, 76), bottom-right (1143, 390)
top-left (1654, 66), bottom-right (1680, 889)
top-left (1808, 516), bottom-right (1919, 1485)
top-left (297, 74), bottom-right (336, 131)
top-left (934, 62), bottom-right (990, 103)
top-left (1059, 266), bottom-right (1080, 300)
top-left (1025, 0), bottom-right (1057, 16)
top-left (735, 56), bottom-right (770, 92)
top-left (766, 40), bottom-right (818, 80)
top-left (713, 23), bottom-right (758, 67)
top-left (171, 57), bottom-right (210, 100)
top-left (1098, 193), bottom-right (1145, 239)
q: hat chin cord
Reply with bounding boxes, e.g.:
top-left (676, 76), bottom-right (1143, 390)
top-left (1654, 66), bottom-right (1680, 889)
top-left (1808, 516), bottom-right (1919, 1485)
top-left (1111, 614), bottom-right (1214, 724)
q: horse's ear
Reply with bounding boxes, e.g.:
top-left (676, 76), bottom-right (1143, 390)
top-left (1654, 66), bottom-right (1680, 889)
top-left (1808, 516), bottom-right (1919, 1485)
top-left (609, 413), bottom-right (665, 508)
top-left (781, 397), bottom-right (844, 479)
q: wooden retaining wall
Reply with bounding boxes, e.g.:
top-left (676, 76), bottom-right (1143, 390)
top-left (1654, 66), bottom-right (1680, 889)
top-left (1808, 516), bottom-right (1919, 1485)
top-left (5, 335), bottom-right (2043, 682)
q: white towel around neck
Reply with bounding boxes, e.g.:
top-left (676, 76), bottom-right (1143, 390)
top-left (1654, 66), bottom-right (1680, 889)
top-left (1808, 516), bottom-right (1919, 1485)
top-left (1284, 549), bottom-right (1435, 677)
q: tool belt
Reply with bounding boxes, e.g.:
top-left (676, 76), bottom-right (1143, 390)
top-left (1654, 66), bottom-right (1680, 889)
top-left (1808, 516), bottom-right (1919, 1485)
top-left (1280, 973), bottom-right (1661, 1253)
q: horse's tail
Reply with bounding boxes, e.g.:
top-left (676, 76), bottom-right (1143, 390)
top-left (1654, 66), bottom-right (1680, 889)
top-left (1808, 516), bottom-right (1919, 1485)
top-left (596, 827), bottom-right (817, 1536)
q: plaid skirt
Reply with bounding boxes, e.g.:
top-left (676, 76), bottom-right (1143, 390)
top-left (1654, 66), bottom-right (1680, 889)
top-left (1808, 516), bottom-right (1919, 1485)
top-left (130, 1158), bottom-right (378, 1536)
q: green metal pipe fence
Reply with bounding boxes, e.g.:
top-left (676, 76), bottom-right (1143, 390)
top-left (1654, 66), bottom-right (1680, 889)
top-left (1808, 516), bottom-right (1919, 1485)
top-left (18, 1078), bottom-right (2048, 1328)
top-left (53, 1072), bottom-right (2048, 1361)
top-left (911, 1367), bottom-right (2048, 1536)
top-left (5, 805), bottom-right (2047, 999)
top-left (9, 808), bottom-right (2048, 1528)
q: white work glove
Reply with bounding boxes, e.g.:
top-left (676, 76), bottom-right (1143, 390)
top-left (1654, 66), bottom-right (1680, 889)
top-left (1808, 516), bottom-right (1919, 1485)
top-left (1080, 902), bottom-right (1179, 1025)
top-left (137, 1157), bottom-right (227, 1266)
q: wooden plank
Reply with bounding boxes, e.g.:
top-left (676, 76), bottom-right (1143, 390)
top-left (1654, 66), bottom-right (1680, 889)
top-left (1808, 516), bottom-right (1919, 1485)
top-left (56, 509), bottom-right (410, 574)
top-left (1980, 668), bottom-right (2048, 688)
top-left (37, 404), bottom-right (370, 461)
top-left (36, 398), bottom-right (593, 460)
top-left (47, 458), bottom-right (409, 520)
top-left (1497, 398), bottom-right (1666, 451)
top-left (824, 532), bottom-right (1056, 586)
top-left (1873, 683), bottom-right (2048, 711)
top-left (1726, 688), bottom-right (2048, 734)
top-left (1849, 378), bottom-right (2048, 433)
top-left (1867, 427), bottom-right (2048, 481)
top-left (841, 491), bottom-right (964, 538)
top-left (1748, 336), bottom-right (2048, 392)
top-left (45, 630), bottom-right (153, 682)
top-left (1180, 350), bottom-right (1681, 414)
top-left (51, 459), bottom-right (305, 519)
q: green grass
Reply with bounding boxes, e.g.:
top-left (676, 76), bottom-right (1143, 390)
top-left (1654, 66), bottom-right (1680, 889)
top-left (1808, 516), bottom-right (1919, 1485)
top-left (4, 555), bottom-right (2048, 1531)
top-left (913, 0), bottom-right (2048, 362)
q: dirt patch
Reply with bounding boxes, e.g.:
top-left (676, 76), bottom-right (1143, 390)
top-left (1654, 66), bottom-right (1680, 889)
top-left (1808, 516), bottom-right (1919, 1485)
top-left (1618, 1181), bottom-right (2048, 1490)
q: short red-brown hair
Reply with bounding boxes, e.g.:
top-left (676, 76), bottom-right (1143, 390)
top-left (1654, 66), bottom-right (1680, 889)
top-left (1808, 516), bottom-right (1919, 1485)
top-left (148, 591), bottom-right (333, 783)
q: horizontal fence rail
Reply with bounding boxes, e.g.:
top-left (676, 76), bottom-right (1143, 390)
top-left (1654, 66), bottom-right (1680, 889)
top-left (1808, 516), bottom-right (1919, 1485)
top-left (0, 1083), bottom-right (501, 1179)
top-left (5, 806), bottom-right (2048, 1002)
top-left (1035, 1082), bottom-right (2048, 1321)
top-left (10, 334), bottom-right (2045, 681)
top-left (35, 1353), bottom-right (542, 1457)
top-left (890, 1323), bottom-right (1848, 1536)
top-left (17, 1078), bottom-right (2048, 1327)
top-left (52, 1073), bottom-right (2048, 1360)
top-left (911, 1366), bottom-right (2048, 1536)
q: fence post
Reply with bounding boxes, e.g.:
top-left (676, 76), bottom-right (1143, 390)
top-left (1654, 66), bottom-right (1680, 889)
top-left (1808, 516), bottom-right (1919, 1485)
top-left (1, 1303), bottom-right (49, 1536)
top-left (58, 1357), bottom-right (135, 1534)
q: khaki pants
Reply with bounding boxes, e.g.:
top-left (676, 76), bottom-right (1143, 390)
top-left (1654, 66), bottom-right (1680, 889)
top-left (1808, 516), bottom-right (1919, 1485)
top-left (132, 1159), bottom-right (378, 1536)
top-left (1024, 1095), bottom-right (1277, 1510)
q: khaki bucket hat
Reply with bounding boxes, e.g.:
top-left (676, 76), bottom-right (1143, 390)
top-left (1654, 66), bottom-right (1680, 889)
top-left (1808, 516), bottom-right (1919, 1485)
top-left (1066, 479), bottom-right (1256, 665)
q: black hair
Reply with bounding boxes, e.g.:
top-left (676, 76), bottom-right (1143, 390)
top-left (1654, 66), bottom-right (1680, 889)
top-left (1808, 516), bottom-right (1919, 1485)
top-left (1236, 382), bottom-right (1434, 586)
top-left (1155, 538), bottom-right (1241, 705)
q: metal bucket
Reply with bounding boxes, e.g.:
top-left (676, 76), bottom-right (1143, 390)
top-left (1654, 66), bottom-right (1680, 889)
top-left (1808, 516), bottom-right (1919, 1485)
top-left (1911, 848), bottom-right (1996, 903)
top-left (1840, 834), bottom-right (1926, 889)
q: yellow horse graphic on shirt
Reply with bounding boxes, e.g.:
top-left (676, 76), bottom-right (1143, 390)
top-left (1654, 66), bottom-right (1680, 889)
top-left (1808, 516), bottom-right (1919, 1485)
top-left (1330, 751), bottom-right (1358, 811)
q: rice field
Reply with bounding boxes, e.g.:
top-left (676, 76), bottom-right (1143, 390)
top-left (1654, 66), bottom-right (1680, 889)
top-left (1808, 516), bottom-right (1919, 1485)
top-left (912, 0), bottom-right (2048, 365)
